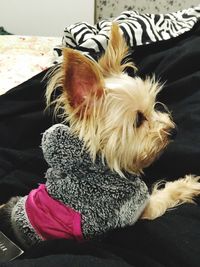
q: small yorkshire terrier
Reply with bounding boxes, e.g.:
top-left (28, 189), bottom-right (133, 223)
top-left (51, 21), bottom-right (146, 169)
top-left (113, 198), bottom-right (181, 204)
top-left (0, 23), bottom-right (200, 249)
top-left (46, 23), bottom-right (200, 220)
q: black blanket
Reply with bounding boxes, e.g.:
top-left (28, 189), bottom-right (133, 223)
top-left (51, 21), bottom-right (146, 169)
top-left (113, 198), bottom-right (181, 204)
top-left (0, 21), bottom-right (200, 267)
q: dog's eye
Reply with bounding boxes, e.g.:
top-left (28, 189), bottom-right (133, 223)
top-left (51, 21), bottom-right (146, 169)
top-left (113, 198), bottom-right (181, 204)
top-left (155, 103), bottom-right (167, 113)
top-left (135, 111), bottom-right (146, 128)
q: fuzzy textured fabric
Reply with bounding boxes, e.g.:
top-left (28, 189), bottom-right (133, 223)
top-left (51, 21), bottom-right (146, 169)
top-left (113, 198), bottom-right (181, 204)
top-left (10, 124), bottom-right (149, 247)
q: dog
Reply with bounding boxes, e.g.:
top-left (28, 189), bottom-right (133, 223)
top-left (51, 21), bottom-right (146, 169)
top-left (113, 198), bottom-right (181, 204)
top-left (46, 23), bottom-right (200, 220)
top-left (0, 23), bottom-right (200, 249)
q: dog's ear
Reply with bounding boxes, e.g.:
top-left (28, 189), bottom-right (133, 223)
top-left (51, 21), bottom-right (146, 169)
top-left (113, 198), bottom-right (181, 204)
top-left (98, 23), bottom-right (136, 76)
top-left (62, 48), bottom-right (104, 111)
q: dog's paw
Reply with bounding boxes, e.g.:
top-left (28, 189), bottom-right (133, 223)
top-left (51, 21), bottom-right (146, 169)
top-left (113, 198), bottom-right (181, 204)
top-left (175, 175), bottom-right (200, 200)
top-left (141, 174), bottom-right (200, 220)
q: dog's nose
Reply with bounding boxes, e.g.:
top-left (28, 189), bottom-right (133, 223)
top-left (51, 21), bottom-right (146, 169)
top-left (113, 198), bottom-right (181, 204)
top-left (169, 126), bottom-right (178, 140)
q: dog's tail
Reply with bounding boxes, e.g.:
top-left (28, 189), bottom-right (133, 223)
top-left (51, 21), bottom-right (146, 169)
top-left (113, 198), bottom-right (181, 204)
top-left (141, 175), bottom-right (200, 220)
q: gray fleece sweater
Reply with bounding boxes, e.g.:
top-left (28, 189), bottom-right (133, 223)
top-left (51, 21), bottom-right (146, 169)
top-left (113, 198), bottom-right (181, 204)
top-left (10, 124), bottom-right (149, 247)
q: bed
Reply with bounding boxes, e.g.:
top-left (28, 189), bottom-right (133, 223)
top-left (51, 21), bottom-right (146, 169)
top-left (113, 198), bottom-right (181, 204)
top-left (0, 6), bottom-right (200, 267)
top-left (0, 34), bottom-right (61, 95)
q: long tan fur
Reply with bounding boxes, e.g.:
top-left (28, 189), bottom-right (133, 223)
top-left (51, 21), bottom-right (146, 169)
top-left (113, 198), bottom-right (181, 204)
top-left (142, 175), bottom-right (200, 219)
top-left (46, 22), bottom-right (200, 220)
top-left (98, 23), bottom-right (137, 76)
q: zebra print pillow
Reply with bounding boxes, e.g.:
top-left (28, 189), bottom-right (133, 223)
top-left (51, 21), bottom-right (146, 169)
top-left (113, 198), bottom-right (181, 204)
top-left (54, 5), bottom-right (200, 62)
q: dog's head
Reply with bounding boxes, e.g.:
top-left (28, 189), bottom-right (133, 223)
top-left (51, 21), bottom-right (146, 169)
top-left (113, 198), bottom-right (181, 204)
top-left (46, 23), bottom-right (176, 176)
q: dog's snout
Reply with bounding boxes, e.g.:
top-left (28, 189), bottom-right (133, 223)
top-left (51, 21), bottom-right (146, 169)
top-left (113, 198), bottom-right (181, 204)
top-left (169, 126), bottom-right (178, 140)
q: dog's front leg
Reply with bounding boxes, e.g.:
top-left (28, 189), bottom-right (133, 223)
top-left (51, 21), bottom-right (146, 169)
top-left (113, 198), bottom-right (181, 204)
top-left (141, 175), bottom-right (200, 220)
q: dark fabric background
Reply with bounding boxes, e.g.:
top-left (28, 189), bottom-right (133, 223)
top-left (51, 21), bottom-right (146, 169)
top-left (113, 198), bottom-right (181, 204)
top-left (0, 21), bottom-right (200, 267)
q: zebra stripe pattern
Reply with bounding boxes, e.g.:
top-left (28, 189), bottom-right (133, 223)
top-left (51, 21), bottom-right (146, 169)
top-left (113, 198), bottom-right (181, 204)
top-left (54, 5), bottom-right (200, 62)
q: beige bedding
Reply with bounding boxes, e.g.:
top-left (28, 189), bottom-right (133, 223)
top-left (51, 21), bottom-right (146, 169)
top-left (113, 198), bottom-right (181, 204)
top-left (0, 35), bottom-right (61, 95)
